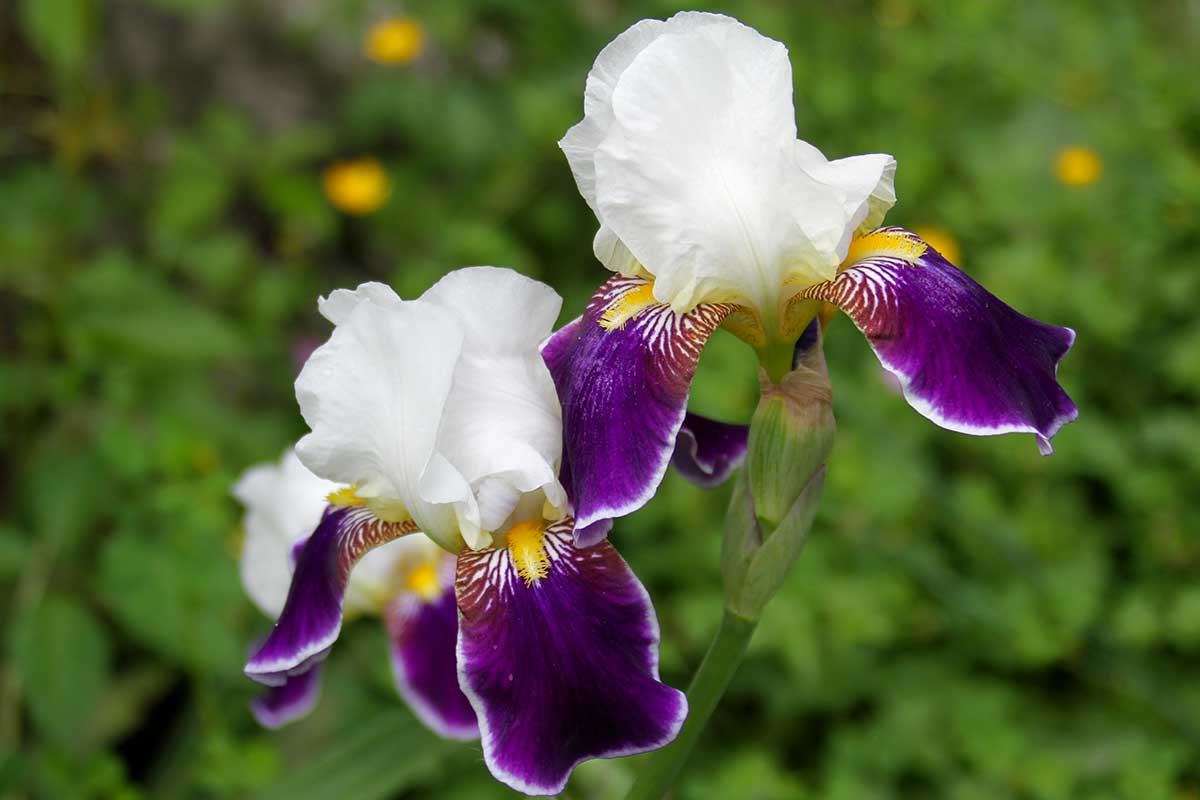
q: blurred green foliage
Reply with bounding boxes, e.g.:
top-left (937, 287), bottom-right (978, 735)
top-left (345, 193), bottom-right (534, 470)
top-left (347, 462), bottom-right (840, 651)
top-left (1, 0), bottom-right (1198, 798)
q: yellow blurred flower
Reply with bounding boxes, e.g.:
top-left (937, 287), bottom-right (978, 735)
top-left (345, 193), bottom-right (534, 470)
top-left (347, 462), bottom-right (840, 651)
top-left (1054, 146), bottom-right (1102, 186)
top-left (365, 18), bottom-right (426, 65)
top-left (913, 226), bottom-right (962, 265)
top-left (323, 157), bottom-right (390, 216)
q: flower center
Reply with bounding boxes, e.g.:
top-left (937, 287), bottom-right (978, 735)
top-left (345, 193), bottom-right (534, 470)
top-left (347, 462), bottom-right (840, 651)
top-left (404, 562), bottom-right (441, 601)
top-left (327, 485), bottom-right (366, 507)
top-left (506, 520), bottom-right (550, 586)
top-left (599, 282), bottom-right (658, 330)
top-left (842, 229), bottom-right (926, 268)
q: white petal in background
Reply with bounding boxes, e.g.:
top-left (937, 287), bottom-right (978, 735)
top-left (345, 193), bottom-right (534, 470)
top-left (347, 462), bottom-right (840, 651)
top-left (233, 449), bottom-right (337, 618)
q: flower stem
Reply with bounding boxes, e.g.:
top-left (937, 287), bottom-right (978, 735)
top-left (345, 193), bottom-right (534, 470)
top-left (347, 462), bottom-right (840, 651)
top-left (625, 608), bottom-right (757, 800)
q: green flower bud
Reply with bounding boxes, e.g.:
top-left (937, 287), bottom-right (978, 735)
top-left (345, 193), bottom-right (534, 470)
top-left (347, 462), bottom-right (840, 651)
top-left (746, 341), bottom-right (835, 529)
top-left (722, 328), bottom-right (835, 620)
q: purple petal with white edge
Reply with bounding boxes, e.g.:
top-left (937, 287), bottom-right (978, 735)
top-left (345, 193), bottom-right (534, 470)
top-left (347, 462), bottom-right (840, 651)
top-left (455, 519), bottom-right (687, 796)
top-left (671, 412), bottom-right (748, 488)
top-left (543, 276), bottom-right (733, 540)
top-left (384, 582), bottom-right (478, 741)
top-left (801, 227), bottom-right (1077, 454)
top-left (250, 663), bottom-right (323, 729)
top-left (244, 505), bottom-right (418, 685)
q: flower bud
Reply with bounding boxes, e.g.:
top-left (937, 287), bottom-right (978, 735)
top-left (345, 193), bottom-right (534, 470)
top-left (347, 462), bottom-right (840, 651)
top-left (721, 323), bottom-right (835, 620)
top-left (746, 330), bottom-right (835, 529)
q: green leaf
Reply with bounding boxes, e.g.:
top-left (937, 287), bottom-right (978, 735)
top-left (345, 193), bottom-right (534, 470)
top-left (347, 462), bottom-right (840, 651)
top-left (15, 596), bottom-right (111, 752)
top-left (98, 529), bottom-right (244, 676)
top-left (18, 0), bottom-right (96, 74)
top-left (259, 711), bottom-right (444, 800)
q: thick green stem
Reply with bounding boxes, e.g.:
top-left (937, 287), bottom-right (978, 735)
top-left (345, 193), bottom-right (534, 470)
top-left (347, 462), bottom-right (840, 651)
top-left (755, 341), bottom-right (795, 384)
top-left (624, 609), bottom-right (757, 800)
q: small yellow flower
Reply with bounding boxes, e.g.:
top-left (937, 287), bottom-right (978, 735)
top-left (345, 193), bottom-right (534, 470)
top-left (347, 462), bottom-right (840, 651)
top-left (912, 226), bottom-right (962, 265)
top-left (1054, 146), bottom-right (1102, 187)
top-left (323, 157), bottom-right (390, 216)
top-left (365, 17), bottom-right (426, 65)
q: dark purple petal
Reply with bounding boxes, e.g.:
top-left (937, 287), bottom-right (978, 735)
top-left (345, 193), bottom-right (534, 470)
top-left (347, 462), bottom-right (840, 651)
top-left (543, 276), bottom-right (733, 540)
top-left (244, 505), bottom-right (418, 685)
top-left (250, 663), bottom-right (323, 729)
top-left (384, 583), bottom-right (478, 741)
top-left (671, 412), bottom-right (749, 488)
top-left (455, 519), bottom-right (687, 796)
top-left (802, 227), bottom-right (1077, 454)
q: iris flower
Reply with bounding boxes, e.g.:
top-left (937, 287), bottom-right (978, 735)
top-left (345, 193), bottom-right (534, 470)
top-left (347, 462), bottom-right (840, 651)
top-left (241, 268), bottom-right (686, 796)
top-left (549, 12), bottom-right (1077, 542)
top-left (234, 448), bottom-right (476, 737)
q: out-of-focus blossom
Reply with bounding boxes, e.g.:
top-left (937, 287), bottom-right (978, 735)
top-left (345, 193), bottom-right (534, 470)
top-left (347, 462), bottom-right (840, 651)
top-left (323, 157), bottom-right (390, 216)
top-left (1054, 146), bottom-right (1102, 186)
top-left (365, 18), bottom-right (426, 65)
top-left (234, 449), bottom-right (477, 737)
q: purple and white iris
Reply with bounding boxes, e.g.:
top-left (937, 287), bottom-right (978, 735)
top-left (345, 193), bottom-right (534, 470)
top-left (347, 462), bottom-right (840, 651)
top-left (549, 12), bottom-right (1078, 539)
top-left (234, 449), bottom-right (476, 738)
top-left (241, 268), bottom-right (686, 796)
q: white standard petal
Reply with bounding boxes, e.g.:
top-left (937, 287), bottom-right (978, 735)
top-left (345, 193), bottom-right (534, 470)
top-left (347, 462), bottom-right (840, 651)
top-left (317, 281), bottom-right (401, 325)
top-left (416, 267), bottom-right (566, 548)
top-left (799, 149), bottom-right (898, 246)
top-left (295, 295), bottom-right (466, 550)
top-left (592, 20), bottom-right (849, 315)
top-left (560, 12), bottom-right (736, 213)
top-left (233, 449), bottom-right (338, 618)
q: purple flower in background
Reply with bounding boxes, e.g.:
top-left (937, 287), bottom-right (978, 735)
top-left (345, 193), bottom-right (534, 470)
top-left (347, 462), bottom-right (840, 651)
top-left (548, 12), bottom-right (1078, 540)
top-left (241, 268), bottom-right (685, 796)
top-left (234, 449), bottom-right (476, 738)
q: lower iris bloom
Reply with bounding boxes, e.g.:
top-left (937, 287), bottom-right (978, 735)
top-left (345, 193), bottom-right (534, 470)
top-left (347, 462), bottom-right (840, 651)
top-left (234, 448), bottom-right (476, 738)
top-left (241, 268), bottom-right (686, 795)
top-left (549, 12), bottom-right (1078, 539)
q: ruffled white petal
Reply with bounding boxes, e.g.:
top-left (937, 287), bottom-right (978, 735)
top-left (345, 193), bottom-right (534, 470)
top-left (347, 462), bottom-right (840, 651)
top-left (295, 269), bottom-right (566, 553)
top-left (800, 150), bottom-right (898, 240)
top-left (295, 291), bottom-right (465, 549)
top-left (418, 268), bottom-right (566, 548)
top-left (594, 21), bottom-right (848, 313)
top-left (561, 13), bottom-right (898, 319)
top-left (234, 449), bottom-right (337, 618)
top-left (317, 281), bottom-right (401, 325)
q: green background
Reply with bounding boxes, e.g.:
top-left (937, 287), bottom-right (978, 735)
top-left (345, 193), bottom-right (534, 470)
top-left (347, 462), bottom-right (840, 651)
top-left (2, 1), bottom-right (1197, 797)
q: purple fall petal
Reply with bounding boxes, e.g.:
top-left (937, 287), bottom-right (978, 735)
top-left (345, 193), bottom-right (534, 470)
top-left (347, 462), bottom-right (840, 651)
top-left (250, 663), bottom-right (323, 729)
top-left (244, 505), bottom-right (418, 685)
top-left (543, 276), bottom-right (733, 540)
top-left (384, 584), bottom-right (479, 741)
top-left (671, 412), bottom-right (749, 488)
top-left (455, 519), bottom-right (687, 796)
top-left (802, 227), bottom-right (1078, 454)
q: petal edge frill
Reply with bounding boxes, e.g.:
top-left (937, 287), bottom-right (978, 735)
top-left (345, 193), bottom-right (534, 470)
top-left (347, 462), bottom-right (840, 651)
top-left (244, 506), bottom-right (418, 685)
top-left (802, 227), bottom-right (1077, 454)
top-left (543, 276), bottom-right (733, 540)
top-left (455, 520), bottom-right (686, 796)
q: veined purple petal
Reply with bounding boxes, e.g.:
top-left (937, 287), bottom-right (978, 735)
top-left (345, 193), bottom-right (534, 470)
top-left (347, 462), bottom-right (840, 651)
top-left (250, 663), bottom-right (323, 729)
top-left (455, 519), bottom-right (687, 796)
top-left (801, 227), bottom-right (1078, 454)
top-left (384, 581), bottom-right (479, 741)
top-left (244, 505), bottom-right (418, 685)
top-left (543, 276), bottom-right (733, 540)
top-left (671, 412), bottom-right (749, 488)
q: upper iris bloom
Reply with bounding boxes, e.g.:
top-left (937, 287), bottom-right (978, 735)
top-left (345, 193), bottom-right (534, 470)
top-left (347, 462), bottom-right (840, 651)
top-left (234, 448), bottom-right (476, 738)
top-left (550, 12), bottom-right (1077, 541)
top-left (242, 268), bottom-right (685, 796)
